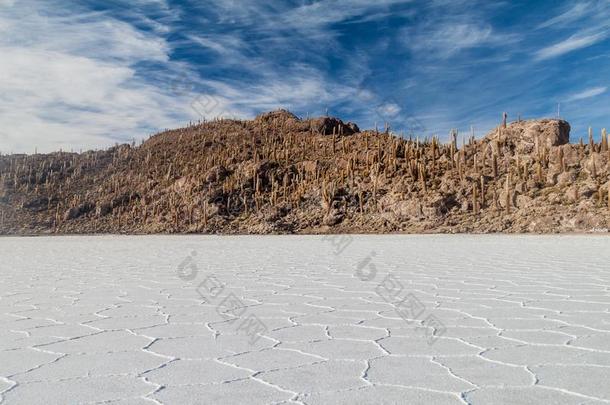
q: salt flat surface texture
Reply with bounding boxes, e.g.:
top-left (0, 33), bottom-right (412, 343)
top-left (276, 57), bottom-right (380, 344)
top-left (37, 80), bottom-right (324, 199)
top-left (1, 235), bottom-right (610, 405)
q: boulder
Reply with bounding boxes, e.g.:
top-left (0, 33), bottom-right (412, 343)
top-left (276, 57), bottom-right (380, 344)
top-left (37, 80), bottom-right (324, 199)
top-left (499, 190), bottom-right (517, 208)
top-left (96, 202), bottom-right (112, 217)
top-left (255, 109), bottom-right (300, 125)
top-left (205, 165), bottom-right (229, 183)
top-left (486, 119), bottom-right (570, 150)
top-left (63, 202), bottom-right (95, 221)
top-left (557, 170), bottom-right (577, 186)
top-left (323, 209), bottom-right (344, 226)
top-left (23, 197), bottom-right (51, 212)
top-left (583, 152), bottom-right (605, 177)
top-left (311, 117), bottom-right (359, 135)
top-left (516, 195), bottom-right (533, 209)
top-left (254, 110), bottom-right (308, 132)
top-left (63, 207), bottom-right (81, 221)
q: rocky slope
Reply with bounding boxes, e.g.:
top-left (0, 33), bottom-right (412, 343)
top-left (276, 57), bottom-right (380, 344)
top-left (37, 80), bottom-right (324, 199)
top-left (1, 110), bottom-right (609, 235)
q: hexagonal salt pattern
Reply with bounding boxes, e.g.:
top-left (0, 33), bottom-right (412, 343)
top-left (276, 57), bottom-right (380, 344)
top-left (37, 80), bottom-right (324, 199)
top-left (1, 235), bottom-right (609, 404)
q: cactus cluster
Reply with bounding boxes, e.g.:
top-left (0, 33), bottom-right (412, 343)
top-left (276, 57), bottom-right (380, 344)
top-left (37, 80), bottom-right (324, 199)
top-left (0, 110), bottom-right (609, 234)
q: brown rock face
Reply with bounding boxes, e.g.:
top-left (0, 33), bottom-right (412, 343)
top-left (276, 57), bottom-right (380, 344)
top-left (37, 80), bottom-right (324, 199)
top-left (312, 117), bottom-right (360, 135)
top-left (487, 119), bottom-right (570, 149)
top-left (205, 165), bottom-right (229, 183)
top-left (255, 109), bottom-right (301, 125)
top-left (253, 109), bottom-right (360, 136)
top-left (63, 203), bottom-right (94, 221)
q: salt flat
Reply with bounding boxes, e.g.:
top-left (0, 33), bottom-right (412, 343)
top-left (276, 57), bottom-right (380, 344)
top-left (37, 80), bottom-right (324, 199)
top-left (1, 235), bottom-right (610, 405)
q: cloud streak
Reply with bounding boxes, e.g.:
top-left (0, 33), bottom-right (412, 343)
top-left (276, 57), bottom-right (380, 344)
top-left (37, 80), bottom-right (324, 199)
top-left (535, 32), bottom-right (607, 60)
top-left (537, 2), bottom-right (591, 29)
top-left (566, 86), bottom-right (607, 101)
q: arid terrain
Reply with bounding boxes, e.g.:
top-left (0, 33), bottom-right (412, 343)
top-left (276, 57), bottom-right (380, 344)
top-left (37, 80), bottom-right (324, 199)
top-left (0, 110), bottom-right (609, 235)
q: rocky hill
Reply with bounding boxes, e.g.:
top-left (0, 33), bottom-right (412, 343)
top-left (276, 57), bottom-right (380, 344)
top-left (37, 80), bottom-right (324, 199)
top-left (1, 110), bottom-right (609, 235)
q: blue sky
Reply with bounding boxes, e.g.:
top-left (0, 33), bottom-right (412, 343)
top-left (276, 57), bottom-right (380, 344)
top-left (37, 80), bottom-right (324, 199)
top-left (1, 0), bottom-right (609, 152)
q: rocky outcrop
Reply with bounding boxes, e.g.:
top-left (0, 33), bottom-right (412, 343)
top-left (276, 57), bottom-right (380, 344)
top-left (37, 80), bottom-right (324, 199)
top-left (63, 202), bottom-right (95, 221)
top-left (486, 119), bottom-right (570, 153)
top-left (312, 117), bottom-right (360, 135)
top-left (0, 112), bottom-right (609, 235)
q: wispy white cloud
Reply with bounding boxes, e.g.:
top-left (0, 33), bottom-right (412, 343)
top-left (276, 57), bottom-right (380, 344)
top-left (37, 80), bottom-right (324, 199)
top-left (409, 23), bottom-right (511, 58)
top-left (283, 0), bottom-right (411, 28)
top-left (534, 0), bottom-right (610, 61)
top-left (186, 34), bottom-right (246, 57)
top-left (200, 64), bottom-right (354, 116)
top-left (206, 0), bottom-right (411, 29)
top-left (535, 32), bottom-right (607, 60)
top-left (0, 0), bottom-right (200, 153)
top-left (377, 103), bottom-right (402, 118)
top-left (537, 2), bottom-right (591, 29)
top-left (402, 1), bottom-right (521, 61)
top-left (566, 86), bottom-right (607, 101)
top-left (180, 1), bottom-right (384, 121)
